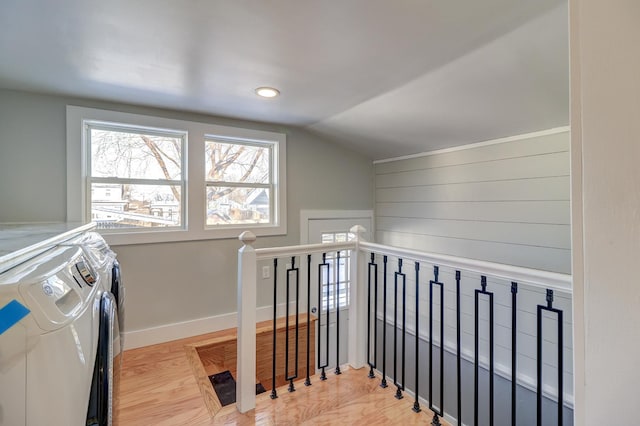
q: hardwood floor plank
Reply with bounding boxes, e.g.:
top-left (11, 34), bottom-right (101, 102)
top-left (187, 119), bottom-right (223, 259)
top-left (119, 335), bottom-right (212, 425)
top-left (119, 329), bottom-right (450, 426)
top-left (186, 344), bottom-right (223, 416)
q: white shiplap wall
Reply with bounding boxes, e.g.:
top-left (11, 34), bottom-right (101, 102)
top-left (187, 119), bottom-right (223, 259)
top-left (372, 128), bottom-right (573, 408)
top-left (374, 128), bottom-right (571, 274)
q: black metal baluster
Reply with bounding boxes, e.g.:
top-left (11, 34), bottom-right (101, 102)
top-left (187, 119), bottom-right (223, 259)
top-left (394, 258), bottom-right (399, 396)
top-left (271, 258), bottom-right (278, 399)
top-left (456, 270), bottom-right (462, 426)
top-left (413, 262), bottom-right (421, 413)
top-left (374, 255), bottom-right (379, 381)
top-left (474, 276), bottom-right (494, 426)
top-left (394, 258), bottom-right (405, 399)
top-left (474, 277), bottom-right (478, 425)
top-left (490, 280), bottom-right (495, 426)
top-left (537, 289), bottom-right (564, 426)
top-left (429, 266), bottom-right (444, 425)
top-left (318, 253), bottom-right (330, 381)
top-left (305, 254), bottom-right (312, 386)
top-left (402, 260), bottom-right (407, 400)
top-left (558, 302), bottom-right (564, 426)
top-left (511, 282), bottom-right (518, 426)
top-left (335, 250), bottom-right (342, 375)
top-left (537, 301), bottom-right (541, 426)
top-left (381, 255), bottom-right (388, 388)
top-left (368, 253), bottom-right (378, 379)
top-left (558, 307), bottom-right (564, 426)
top-left (285, 256), bottom-right (299, 392)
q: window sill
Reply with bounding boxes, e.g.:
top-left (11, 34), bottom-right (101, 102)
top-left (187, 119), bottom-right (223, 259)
top-left (101, 223), bottom-right (286, 246)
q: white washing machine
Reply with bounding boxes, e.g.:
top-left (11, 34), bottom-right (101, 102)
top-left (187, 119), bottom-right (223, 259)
top-left (71, 231), bottom-right (124, 425)
top-left (0, 223), bottom-right (121, 426)
top-left (0, 243), bottom-right (101, 425)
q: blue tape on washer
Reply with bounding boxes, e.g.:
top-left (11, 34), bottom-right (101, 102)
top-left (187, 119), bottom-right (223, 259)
top-left (0, 299), bottom-right (30, 335)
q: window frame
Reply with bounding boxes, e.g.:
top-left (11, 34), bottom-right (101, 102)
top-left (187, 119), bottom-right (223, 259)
top-left (204, 135), bottom-right (277, 229)
top-left (86, 120), bottom-right (188, 232)
top-left (67, 106), bottom-right (287, 245)
top-left (320, 231), bottom-right (353, 309)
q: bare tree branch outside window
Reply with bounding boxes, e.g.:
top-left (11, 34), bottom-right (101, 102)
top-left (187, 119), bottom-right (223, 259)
top-left (204, 140), bottom-right (271, 225)
top-left (89, 125), bottom-right (271, 229)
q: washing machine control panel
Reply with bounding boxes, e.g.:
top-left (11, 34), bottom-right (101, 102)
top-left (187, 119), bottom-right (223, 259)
top-left (18, 246), bottom-right (101, 331)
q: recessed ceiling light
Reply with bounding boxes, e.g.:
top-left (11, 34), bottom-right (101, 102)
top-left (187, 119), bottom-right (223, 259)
top-left (255, 87), bottom-right (280, 98)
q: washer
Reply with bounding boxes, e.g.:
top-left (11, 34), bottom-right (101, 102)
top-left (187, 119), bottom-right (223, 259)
top-left (0, 223), bottom-right (122, 426)
top-left (0, 243), bottom-right (101, 425)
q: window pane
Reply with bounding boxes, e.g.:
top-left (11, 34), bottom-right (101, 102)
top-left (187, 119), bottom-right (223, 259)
top-left (90, 127), bottom-right (183, 180)
top-left (321, 233), bottom-right (334, 244)
top-left (206, 186), bottom-right (270, 225)
top-left (321, 231), bottom-right (351, 309)
top-left (205, 141), bottom-right (270, 184)
top-left (91, 183), bottom-right (181, 229)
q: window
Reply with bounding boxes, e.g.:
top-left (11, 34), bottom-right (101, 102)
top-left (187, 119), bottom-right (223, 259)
top-left (205, 138), bottom-right (274, 227)
top-left (87, 122), bottom-right (186, 231)
top-left (67, 106), bottom-right (286, 245)
top-left (321, 231), bottom-right (354, 309)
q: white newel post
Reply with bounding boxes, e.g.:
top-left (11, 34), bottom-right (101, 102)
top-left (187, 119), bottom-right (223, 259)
top-left (348, 225), bottom-right (367, 369)
top-left (237, 231), bottom-right (257, 413)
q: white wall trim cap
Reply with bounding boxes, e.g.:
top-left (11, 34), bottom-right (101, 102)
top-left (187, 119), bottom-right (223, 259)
top-left (373, 126), bottom-right (571, 165)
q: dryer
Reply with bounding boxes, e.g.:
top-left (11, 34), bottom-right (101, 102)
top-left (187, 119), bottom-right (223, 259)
top-left (75, 231), bottom-right (125, 341)
top-left (77, 231), bottom-right (124, 426)
top-left (86, 291), bottom-right (120, 426)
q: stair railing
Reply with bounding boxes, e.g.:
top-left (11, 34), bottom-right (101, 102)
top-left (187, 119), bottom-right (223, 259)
top-left (236, 229), bottom-right (363, 412)
top-left (236, 226), bottom-right (572, 426)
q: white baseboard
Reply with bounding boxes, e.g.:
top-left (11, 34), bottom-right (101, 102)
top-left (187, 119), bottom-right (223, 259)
top-left (123, 303), bottom-right (294, 350)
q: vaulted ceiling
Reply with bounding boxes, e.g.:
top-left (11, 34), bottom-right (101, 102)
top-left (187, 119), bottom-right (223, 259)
top-left (0, 0), bottom-right (568, 160)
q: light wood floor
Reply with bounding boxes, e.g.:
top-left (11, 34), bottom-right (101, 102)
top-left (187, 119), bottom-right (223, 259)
top-left (119, 331), bottom-right (449, 425)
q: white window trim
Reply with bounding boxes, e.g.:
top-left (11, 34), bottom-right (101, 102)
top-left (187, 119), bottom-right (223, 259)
top-left (86, 121), bottom-right (188, 232)
top-left (299, 209), bottom-right (374, 244)
top-left (204, 136), bottom-right (277, 230)
top-left (67, 105), bottom-right (287, 245)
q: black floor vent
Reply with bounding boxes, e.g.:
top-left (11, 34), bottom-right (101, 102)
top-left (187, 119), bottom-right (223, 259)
top-left (208, 370), bottom-right (266, 406)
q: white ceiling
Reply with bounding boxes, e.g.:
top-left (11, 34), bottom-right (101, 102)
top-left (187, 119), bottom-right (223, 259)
top-left (0, 0), bottom-right (568, 160)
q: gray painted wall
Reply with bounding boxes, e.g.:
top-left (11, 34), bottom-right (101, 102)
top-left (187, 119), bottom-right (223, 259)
top-left (374, 130), bottom-right (571, 274)
top-left (0, 89), bottom-right (374, 333)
